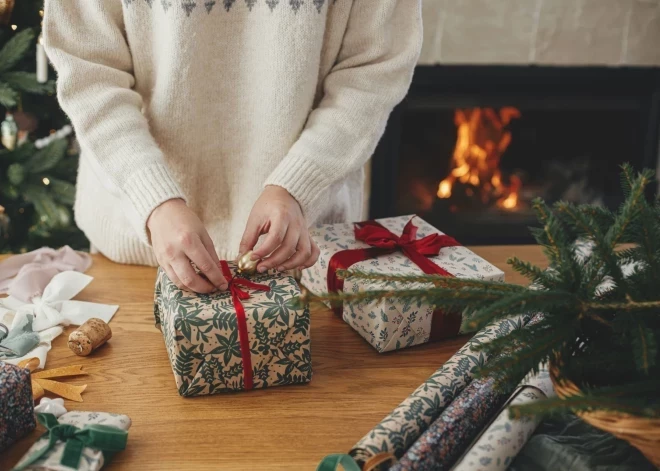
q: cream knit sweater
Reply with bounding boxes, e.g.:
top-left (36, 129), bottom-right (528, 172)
top-left (43, 0), bottom-right (422, 266)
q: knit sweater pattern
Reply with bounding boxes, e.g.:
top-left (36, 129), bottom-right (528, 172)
top-left (43, 0), bottom-right (422, 265)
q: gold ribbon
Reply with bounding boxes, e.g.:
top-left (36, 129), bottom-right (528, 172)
top-left (18, 357), bottom-right (88, 402)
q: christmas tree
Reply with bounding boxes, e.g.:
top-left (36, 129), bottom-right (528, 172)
top-left (0, 0), bottom-right (87, 253)
top-left (308, 165), bottom-right (660, 421)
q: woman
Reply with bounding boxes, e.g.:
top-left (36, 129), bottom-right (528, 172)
top-left (43, 0), bottom-right (422, 293)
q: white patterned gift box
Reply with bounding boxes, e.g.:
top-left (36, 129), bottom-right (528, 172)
top-left (154, 262), bottom-right (312, 396)
top-left (302, 215), bottom-right (505, 353)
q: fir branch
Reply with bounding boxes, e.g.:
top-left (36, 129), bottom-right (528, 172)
top-left (1, 71), bottom-right (55, 94)
top-left (337, 270), bottom-right (527, 293)
top-left (507, 257), bottom-right (559, 289)
top-left (631, 320), bottom-right (657, 375)
top-left (0, 28), bottom-right (36, 74)
top-left (583, 299), bottom-right (660, 312)
top-left (0, 81), bottom-right (18, 107)
top-left (509, 394), bottom-right (658, 419)
top-left (467, 290), bottom-right (576, 331)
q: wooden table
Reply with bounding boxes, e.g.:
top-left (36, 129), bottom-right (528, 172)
top-left (1, 246), bottom-right (547, 471)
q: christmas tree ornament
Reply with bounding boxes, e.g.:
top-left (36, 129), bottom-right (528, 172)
top-left (0, 0), bottom-right (14, 25)
top-left (68, 318), bottom-right (112, 356)
top-left (236, 250), bottom-right (260, 275)
top-left (36, 32), bottom-right (48, 83)
top-left (1, 112), bottom-right (18, 150)
top-left (18, 357), bottom-right (89, 402)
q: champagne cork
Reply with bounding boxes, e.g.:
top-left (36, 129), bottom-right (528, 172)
top-left (68, 318), bottom-right (112, 356)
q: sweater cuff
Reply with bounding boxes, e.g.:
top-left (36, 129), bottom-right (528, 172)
top-left (264, 151), bottom-right (329, 225)
top-left (123, 162), bottom-right (186, 244)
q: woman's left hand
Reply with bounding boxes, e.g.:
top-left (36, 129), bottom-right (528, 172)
top-left (239, 185), bottom-right (320, 273)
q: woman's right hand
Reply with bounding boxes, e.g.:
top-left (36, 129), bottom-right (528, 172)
top-left (147, 199), bottom-right (228, 293)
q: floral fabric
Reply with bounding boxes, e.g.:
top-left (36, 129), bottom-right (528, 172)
top-left (154, 264), bottom-right (312, 396)
top-left (302, 215), bottom-right (505, 352)
top-left (12, 411), bottom-right (130, 471)
top-left (0, 361), bottom-right (35, 452)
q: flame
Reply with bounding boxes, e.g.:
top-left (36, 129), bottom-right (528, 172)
top-left (437, 107), bottom-right (522, 210)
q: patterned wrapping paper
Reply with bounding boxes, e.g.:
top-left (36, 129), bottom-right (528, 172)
top-left (350, 315), bottom-right (530, 465)
top-left (302, 215), bottom-right (505, 353)
top-left (12, 411), bottom-right (130, 471)
top-left (0, 361), bottom-right (35, 452)
top-left (390, 376), bottom-right (512, 471)
top-left (452, 367), bottom-right (556, 471)
top-left (154, 264), bottom-right (312, 396)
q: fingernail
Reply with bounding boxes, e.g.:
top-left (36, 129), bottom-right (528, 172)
top-left (220, 284), bottom-right (228, 291)
top-left (251, 253), bottom-right (260, 261)
top-left (277, 266), bottom-right (284, 272)
top-left (258, 266), bottom-right (267, 273)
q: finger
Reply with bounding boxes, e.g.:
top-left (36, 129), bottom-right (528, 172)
top-left (251, 220), bottom-right (288, 260)
top-left (197, 232), bottom-right (228, 290)
top-left (239, 215), bottom-right (263, 256)
top-left (258, 226), bottom-right (299, 272)
top-left (171, 256), bottom-right (215, 294)
top-left (301, 239), bottom-right (320, 269)
top-left (163, 264), bottom-right (186, 290)
top-left (278, 233), bottom-right (311, 271)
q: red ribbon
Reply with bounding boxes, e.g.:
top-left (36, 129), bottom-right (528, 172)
top-left (327, 218), bottom-right (463, 340)
top-left (219, 260), bottom-right (270, 390)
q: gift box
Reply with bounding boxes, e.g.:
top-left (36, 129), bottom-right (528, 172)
top-left (0, 361), bottom-right (36, 452)
top-left (302, 215), bottom-right (505, 352)
top-left (11, 411), bottom-right (130, 471)
top-left (154, 261), bottom-right (312, 396)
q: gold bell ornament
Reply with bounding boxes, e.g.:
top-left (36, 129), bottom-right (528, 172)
top-left (236, 250), bottom-right (260, 276)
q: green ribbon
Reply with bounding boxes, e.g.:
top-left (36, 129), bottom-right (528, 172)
top-left (316, 454), bottom-right (362, 471)
top-left (12, 413), bottom-right (128, 471)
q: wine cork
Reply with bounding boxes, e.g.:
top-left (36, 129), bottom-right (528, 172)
top-left (68, 318), bottom-right (112, 356)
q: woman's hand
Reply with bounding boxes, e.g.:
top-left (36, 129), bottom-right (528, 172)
top-left (148, 199), bottom-right (228, 293)
top-left (239, 186), bottom-right (319, 273)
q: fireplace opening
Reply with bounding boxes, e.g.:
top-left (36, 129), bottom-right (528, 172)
top-left (371, 66), bottom-right (660, 245)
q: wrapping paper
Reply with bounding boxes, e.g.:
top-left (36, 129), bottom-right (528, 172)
top-left (11, 411), bottom-right (130, 471)
top-left (0, 272), bottom-right (118, 369)
top-left (0, 361), bottom-right (36, 452)
top-left (0, 246), bottom-right (91, 302)
top-left (452, 366), bottom-right (556, 471)
top-left (350, 315), bottom-right (530, 464)
top-left (154, 263), bottom-right (312, 396)
top-left (303, 215), bottom-right (505, 353)
top-left (390, 376), bottom-right (513, 471)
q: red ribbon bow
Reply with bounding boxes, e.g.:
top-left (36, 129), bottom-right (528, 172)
top-left (327, 217), bottom-right (463, 341)
top-left (219, 260), bottom-right (270, 390)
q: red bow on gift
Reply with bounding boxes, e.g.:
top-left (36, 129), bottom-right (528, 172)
top-left (219, 260), bottom-right (270, 390)
top-left (327, 217), bottom-right (463, 340)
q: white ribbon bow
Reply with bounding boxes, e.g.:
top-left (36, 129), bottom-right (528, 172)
top-left (2, 271), bottom-right (118, 332)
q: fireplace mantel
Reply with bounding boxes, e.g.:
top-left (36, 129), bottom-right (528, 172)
top-left (419, 0), bottom-right (660, 67)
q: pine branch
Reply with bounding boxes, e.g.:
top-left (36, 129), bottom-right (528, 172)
top-left (0, 28), bottom-right (36, 74)
top-left (26, 138), bottom-right (68, 173)
top-left (337, 269), bottom-right (527, 293)
top-left (507, 257), bottom-right (559, 289)
top-left (631, 320), bottom-right (658, 375)
top-left (509, 394), bottom-right (658, 419)
top-left (1, 71), bottom-right (55, 94)
top-left (0, 81), bottom-right (18, 107)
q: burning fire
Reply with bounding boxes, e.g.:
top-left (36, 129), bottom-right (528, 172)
top-left (438, 108), bottom-right (522, 210)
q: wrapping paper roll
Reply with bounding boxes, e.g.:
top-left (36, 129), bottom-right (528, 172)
top-left (452, 366), bottom-right (555, 471)
top-left (389, 376), bottom-right (513, 471)
top-left (350, 314), bottom-right (532, 465)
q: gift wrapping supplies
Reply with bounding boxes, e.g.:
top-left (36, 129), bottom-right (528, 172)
top-left (302, 215), bottom-right (505, 353)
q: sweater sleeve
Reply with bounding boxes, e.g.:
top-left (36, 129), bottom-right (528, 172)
top-left (42, 0), bottom-right (185, 244)
top-left (264, 0), bottom-right (422, 223)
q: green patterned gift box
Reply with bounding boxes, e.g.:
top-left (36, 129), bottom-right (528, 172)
top-left (154, 262), bottom-right (312, 396)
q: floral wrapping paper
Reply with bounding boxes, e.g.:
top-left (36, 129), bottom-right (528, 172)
top-left (451, 366), bottom-right (556, 471)
top-left (389, 376), bottom-right (512, 471)
top-left (302, 215), bottom-right (505, 353)
top-left (350, 315), bottom-right (531, 465)
top-left (12, 411), bottom-right (130, 471)
top-left (0, 361), bottom-right (35, 452)
top-left (154, 264), bottom-right (312, 396)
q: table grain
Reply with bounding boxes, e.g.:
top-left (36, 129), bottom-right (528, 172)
top-left (0, 246), bottom-right (547, 471)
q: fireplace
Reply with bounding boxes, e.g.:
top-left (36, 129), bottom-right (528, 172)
top-left (370, 66), bottom-right (660, 245)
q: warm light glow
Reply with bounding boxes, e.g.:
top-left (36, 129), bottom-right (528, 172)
top-left (11, 25), bottom-right (17, 30)
top-left (42, 177), bottom-right (50, 185)
top-left (437, 107), bottom-right (522, 210)
top-left (438, 180), bottom-right (452, 199)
